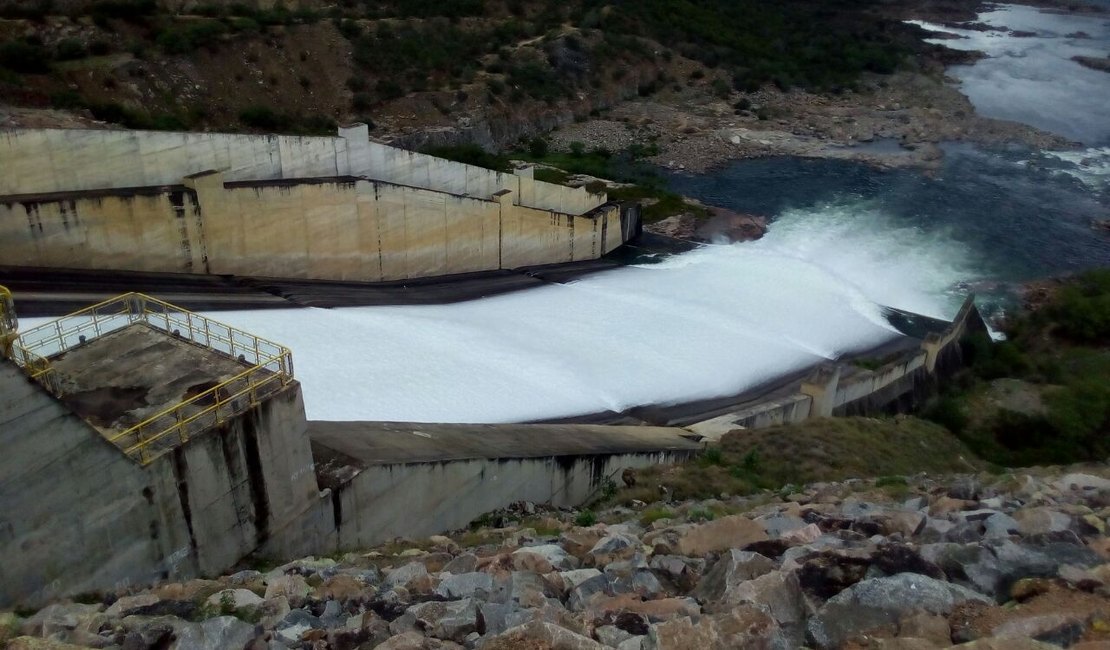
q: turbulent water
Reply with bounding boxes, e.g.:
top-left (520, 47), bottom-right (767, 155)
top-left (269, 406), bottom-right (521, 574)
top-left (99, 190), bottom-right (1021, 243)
top-left (22, 5), bottom-right (1110, 423)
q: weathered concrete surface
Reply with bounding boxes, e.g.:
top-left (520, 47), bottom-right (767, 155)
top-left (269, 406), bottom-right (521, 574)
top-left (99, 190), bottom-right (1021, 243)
top-left (48, 324), bottom-right (255, 439)
top-left (261, 422), bottom-right (702, 557)
top-left (0, 348), bottom-right (318, 609)
top-left (0, 126), bottom-right (604, 215)
top-left (0, 360), bottom-right (191, 608)
top-left (0, 173), bottom-right (624, 283)
top-left (307, 421), bottom-right (702, 465)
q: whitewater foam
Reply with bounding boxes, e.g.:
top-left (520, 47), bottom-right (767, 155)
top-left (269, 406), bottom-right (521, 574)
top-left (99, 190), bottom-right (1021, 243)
top-left (22, 203), bottom-right (974, 423)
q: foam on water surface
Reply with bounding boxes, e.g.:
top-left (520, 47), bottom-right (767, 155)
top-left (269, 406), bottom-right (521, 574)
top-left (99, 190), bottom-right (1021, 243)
top-left (20, 206), bottom-right (968, 424)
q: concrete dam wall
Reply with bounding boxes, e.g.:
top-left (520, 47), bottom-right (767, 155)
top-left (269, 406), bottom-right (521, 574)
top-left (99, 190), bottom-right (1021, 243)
top-left (0, 126), bottom-right (631, 282)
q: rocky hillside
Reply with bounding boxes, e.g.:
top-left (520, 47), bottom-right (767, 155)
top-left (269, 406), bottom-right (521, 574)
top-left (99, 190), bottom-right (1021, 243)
top-left (6, 463), bottom-right (1110, 649)
top-left (0, 0), bottom-right (937, 150)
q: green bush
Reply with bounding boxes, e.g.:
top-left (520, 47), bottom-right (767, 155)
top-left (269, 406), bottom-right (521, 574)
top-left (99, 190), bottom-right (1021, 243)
top-left (527, 136), bottom-right (549, 158)
top-left (574, 510), bottom-right (596, 527)
top-left (55, 38), bottom-right (88, 61)
top-left (1048, 269), bottom-right (1110, 344)
top-left (157, 20), bottom-right (227, 54)
top-left (421, 144), bottom-right (510, 172)
top-left (0, 40), bottom-right (51, 73)
top-left (238, 106), bottom-right (288, 131)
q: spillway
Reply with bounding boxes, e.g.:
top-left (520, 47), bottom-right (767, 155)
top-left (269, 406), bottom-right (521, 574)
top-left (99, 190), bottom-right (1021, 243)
top-left (170, 207), bottom-right (968, 423)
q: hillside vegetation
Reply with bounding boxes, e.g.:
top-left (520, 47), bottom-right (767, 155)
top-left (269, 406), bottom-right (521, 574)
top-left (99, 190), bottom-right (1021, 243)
top-left (0, 0), bottom-right (927, 140)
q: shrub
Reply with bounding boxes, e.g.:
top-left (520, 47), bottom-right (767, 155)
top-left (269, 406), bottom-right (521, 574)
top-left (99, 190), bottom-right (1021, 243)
top-left (574, 510), bottom-right (596, 527)
top-left (55, 38), bottom-right (88, 61)
top-left (375, 78), bottom-right (404, 100)
top-left (1048, 269), bottom-right (1110, 344)
top-left (527, 136), bottom-right (548, 158)
top-left (157, 20), bottom-right (227, 54)
top-left (238, 106), bottom-right (287, 131)
top-left (0, 40), bottom-right (51, 73)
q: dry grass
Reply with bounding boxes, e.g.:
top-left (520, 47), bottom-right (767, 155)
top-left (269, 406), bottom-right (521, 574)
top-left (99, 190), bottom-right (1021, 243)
top-left (614, 416), bottom-right (981, 505)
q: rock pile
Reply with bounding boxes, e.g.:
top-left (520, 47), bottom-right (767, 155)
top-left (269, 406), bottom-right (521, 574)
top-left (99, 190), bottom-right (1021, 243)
top-left (6, 467), bottom-right (1110, 649)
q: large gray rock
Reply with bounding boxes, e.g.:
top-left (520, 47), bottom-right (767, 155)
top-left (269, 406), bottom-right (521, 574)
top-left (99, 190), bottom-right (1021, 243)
top-left (435, 572), bottom-right (493, 599)
top-left (442, 553), bottom-right (479, 575)
top-left (924, 539), bottom-right (1101, 601)
top-left (383, 563), bottom-right (429, 590)
top-left (692, 550), bottom-right (776, 603)
top-left (715, 570), bottom-right (807, 628)
top-left (171, 616), bottom-right (257, 650)
top-left (21, 603), bottom-right (103, 637)
top-left (645, 605), bottom-right (790, 650)
top-left (484, 620), bottom-right (603, 649)
top-left (589, 534), bottom-right (641, 567)
top-left (393, 599), bottom-right (478, 643)
top-left (673, 516), bottom-right (768, 557)
top-left (568, 573), bottom-right (613, 611)
top-left (513, 544), bottom-right (579, 573)
top-left (275, 608), bottom-right (323, 643)
top-left (1012, 508), bottom-right (1072, 536)
top-left (648, 555), bottom-right (704, 592)
top-left (806, 574), bottom-right (990, 650)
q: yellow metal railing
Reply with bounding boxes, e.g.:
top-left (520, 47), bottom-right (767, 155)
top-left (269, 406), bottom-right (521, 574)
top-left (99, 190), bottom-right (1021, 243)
top-left (11, 292), bottom-right (294, 465)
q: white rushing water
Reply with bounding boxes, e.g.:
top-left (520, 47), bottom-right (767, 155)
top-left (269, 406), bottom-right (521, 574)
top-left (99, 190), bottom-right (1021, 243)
top-left (908, 5), bottom-right (1110, 145)
top-left (23, 206), bottom-right (969, 424)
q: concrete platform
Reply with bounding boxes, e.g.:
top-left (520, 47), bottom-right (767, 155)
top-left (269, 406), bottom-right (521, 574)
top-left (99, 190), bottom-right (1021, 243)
top-left (49, 323), bottom-right (257, 454)
top-left (308, 421), bottom-right (702, 489)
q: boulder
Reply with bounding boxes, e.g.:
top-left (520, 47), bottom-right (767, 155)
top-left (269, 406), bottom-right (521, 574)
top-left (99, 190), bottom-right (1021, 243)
top-left (264, 574), bottom-right (313, 606)
top-left (7, 639), bottom-right (94, 650)
top-left (435, 572), bottom-right (493, 599)
top-left (588, 534), bottom-right (641, 567)
top-left (442, 553), bottom-right (479, 575)
top-left (648, 555), bottom-right (703, 592)
top-left (646, 605), bottom-right (789, 650)
top-left (484, 620), bottom-right (604, 650)
top-left (674, 516), bottom-right (768, 557)
top-left (1053, 473), bottom-right (1110, 493)
top-left (382, 563), bottom-right (430, 591)
top-left (275, 608), bottom-right (324, 643)
top-left (1012, 508), bottom-right (1072, 536)
top-left (568, 573), bottom-right (613, 611)
top-left (20, 603), bottom-right (103, 637)
top-left (393, 599), bottom-right (479, 643)
top-left (171, 616), bottom-right (256, 650)
top-left (513, 544), bottom-right (579, 573)
top-left (796, 551), bottom-right (872, 600)
top-left (203, 589), bottom-right (263, 610)
top-left (711, 570), bottom-right (807, 627)
top-left (992, 613), bottom-right (1086, 646)
top-left (806, 574), bottom-right (990, 649)
top-left (755, 513), bottom-right (808, 539)
top-left (106, 595), bottom-right (164, 618)
top-left (596, 624), bottom-right (634, 647)
top-left (560, 529), bottom-right (608, 560)
top-left (692, 550), bottom-right (776, 603)
top-left (373, 631), bottom-right (464, 649)
top-left (318, 573), bottom-right (371, 602)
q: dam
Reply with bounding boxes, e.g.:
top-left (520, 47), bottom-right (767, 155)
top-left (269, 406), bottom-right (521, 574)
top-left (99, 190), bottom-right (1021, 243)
top-left (0, 285), bottom-right (983, 608)
top-left (0, 125), bottom-right (640, 283)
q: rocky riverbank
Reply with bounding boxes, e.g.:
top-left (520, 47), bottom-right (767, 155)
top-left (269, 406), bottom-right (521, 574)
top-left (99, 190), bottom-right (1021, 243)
top-left (545, 65), bottom-right (1075, 175)
top-left (7, 463), bottom-right (1110, 649)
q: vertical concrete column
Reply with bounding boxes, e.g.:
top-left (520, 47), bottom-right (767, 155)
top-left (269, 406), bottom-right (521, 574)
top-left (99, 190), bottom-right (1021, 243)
top-left (800, 364), bottom-right (840, 419)
top-left (514, 166), bottom-right (535, 180)
top-left (921, 333), bottom-right (945, 373)
top-left (338, 123), bottom-right (372, 177)
top-left (493, 189), bottom-right (513, 269)
top-left (182, 170), bottom-right (225, 275)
